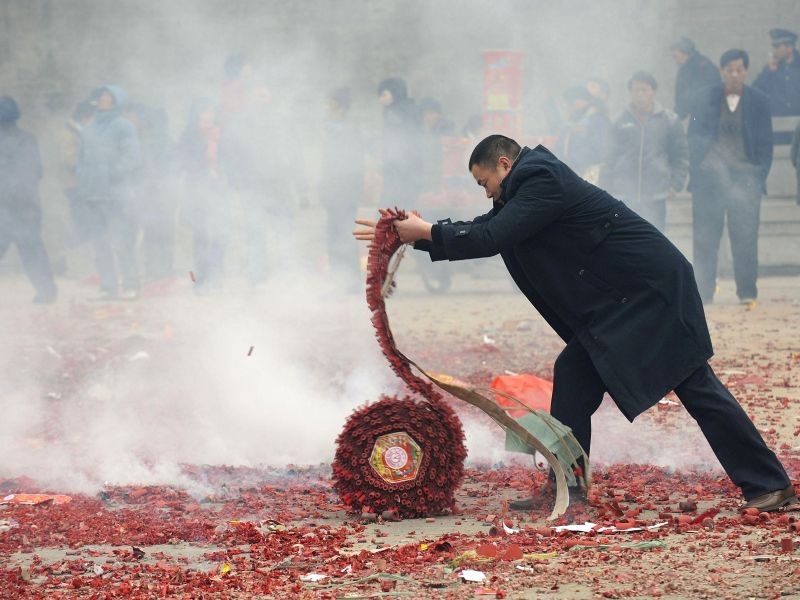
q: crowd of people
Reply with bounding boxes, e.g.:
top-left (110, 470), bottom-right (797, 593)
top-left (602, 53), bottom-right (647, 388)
top-left (1, 29), bottom-right (799, 305)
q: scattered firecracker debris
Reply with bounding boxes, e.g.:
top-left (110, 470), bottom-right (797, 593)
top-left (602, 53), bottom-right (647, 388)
top-left (2, 241), bottom-right (800, 598)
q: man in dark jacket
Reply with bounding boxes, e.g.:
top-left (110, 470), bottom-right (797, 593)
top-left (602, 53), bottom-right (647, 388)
top-left (77, 84), bottom-right (142, 299)
top-left (601, 71), bottom-right (688, 232)
top-left (753, 29), bottom-right (800, 118)
top-left (378, 77), bottom-right (423, 206)
top-left (0, 96), bottom-right (57, 303)
top-left (688, 49), bottom-right (773, 307)
top-left (671, 38), bottom-right (722, 120)
top-left (354, 134), bottom-right (795, 513)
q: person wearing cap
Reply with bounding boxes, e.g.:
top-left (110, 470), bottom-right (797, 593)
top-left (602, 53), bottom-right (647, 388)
top-left (0, 96), bottom-right (58, 304)
top-left (600, 71), bottom-right (688, 233)
top-left (671, 37), bottom-right (722, 120)
top-left (556, 85), bottom-right (611, 183)
top-left (754, 29), bottom-right (800, 117)
top-left (687, 49), bottom-right (773, 308)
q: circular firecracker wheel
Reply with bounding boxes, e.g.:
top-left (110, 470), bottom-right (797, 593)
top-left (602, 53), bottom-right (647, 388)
top-left (332, 394), bottom-right (466, 518)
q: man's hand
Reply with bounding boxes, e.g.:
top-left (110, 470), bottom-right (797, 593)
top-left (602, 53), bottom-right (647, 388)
top-left (353, 209), bottom-right (390, 242)
top-left (394, 212), bottom-right (433, 244)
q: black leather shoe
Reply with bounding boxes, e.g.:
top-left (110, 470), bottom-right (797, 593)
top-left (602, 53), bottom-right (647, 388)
top-left (741, 486), bottom-right (797, 512)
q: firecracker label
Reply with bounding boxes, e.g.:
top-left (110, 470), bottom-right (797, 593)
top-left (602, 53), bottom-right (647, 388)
top-left (369, 432), bottom-right (423, 484)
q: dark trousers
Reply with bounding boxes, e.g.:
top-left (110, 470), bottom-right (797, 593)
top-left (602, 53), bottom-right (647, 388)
top-left (88, 201), bottom-right (139, 294)
top-left (549, 338), bottom-right (790, 500)
top-left (691, 170), bottom-right (762, 301)
top-left (0, 208), bottom-right (57, 299)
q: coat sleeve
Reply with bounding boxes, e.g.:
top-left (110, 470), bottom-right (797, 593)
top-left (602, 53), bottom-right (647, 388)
top-left (414, 209), bottom-right (495, 262)
top-left (437, 168), bottom-right (565, 261)
top-left (667, 113), bottom-right (689, 192)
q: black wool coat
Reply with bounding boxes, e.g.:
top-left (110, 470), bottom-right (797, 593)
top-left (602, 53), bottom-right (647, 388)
top-left (416, 145), bottom-right (712, 421)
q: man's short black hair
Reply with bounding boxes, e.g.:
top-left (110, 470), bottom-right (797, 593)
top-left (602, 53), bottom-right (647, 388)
top-left (468, 134), bottom-right (521, 170)
top-left (720, 49), bottom-right (749, 69)
top-left (628, 70), bottom-right (658, 90)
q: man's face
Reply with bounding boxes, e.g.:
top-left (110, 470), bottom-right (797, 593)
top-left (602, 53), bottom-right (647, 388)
top-left (423, 110), bottom-right (440, 130)
top-left (378, 90), bottom-right (393, 106)
top-left (671, 49), bottom-right (689, 65)
top-left (97, 91), bottom-right (115, 111)
top-left (629, 81), bottom-right (656, 113)
top-left (721, 58), bottom-right (747, 92)
top-left (470, 156), bottom-right (513, 202)
top-left (772, 42), bottom-right (793, 61)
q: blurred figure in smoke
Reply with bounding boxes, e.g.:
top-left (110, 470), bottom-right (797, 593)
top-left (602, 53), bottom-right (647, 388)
top-left (671, 37), bottom-right (721, 120)
top-left (76, 85), bottom-right (142, 300)
top-left (419, 97), bottom-right (455, 195)
top-left (319, 87), bottom-right (364, 291)
top-left (792, 122), bottom-right (800, 204)
top-left (126, 103), bottom-right (176, 283)
top-left (461, 113), bottom-right (484, 140)
top-left (601, 71), bottom-right (688, 232)
top-left (377, 77), bottom-right (423, 206)
top-left (219, 52), bottom-right (253, 125)
top-left (556, 85), bottom-right (611, 184)
top-left (61, 99), bottom-right (95, 247)
top-left (0, 95), bottom-right (58, 303)
top-left (179, 99), bottom-right (229, 295)
top-left (585, 77), bottom-right (610, 118)
top-left (220, 84), bottom-right (293, 286)
top-left (688, 50), bottom-right (773, 308)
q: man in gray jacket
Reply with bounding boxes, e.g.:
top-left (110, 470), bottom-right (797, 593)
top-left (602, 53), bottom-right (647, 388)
top-left (601, 71), bottom-right (688, 232)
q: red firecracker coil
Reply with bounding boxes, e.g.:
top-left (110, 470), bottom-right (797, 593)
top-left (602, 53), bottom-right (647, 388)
top-left (331, 209), bottom-right (467, 518)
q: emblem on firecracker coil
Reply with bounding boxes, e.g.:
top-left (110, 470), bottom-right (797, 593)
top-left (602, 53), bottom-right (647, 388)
top-left (369, 431), bottom-right (423, 484)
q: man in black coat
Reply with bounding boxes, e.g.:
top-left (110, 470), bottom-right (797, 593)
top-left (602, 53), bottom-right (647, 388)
top-left (0, 96), bottom-right (58, 304)
top-left (688, 49), bottom-right (773, 307)
top-left (354, 134), bottom-right (795, 513)
top-left (671, 38), bottom-right (722, 120)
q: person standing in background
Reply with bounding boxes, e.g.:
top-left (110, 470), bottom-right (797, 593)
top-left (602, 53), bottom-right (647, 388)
top-left (319, 88), bottom-right (364, 291)
top-left (377, 77), bottom-right (423, 206)
top-left (791, 122), bottom-right (800, 205)
top-left (0, 96), bottom-right (58, 304)
top-left (220, 84), bottom-right (296, 287)
top-left (671, 38), bottom-right (722, 120)
top-left (753, 29), bottom-right (800, 118)
top-left (688, 50), bottom-right (773, 309)
top-left (76, 85), bottom-right (142, 300)
top-left (126, 103), bottom-right (176, 284)
top-left (601, 71), bottom-right (688, 232)
top-left (556, 85), bottom-right (611, 184)
top-left (179, 99), bottom-right (229, 295)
